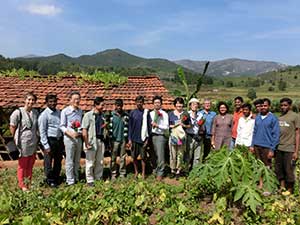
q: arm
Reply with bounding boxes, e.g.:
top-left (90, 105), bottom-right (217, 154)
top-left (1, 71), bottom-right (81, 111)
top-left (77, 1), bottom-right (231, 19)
top-left (81, 113), bottom-right (91, 149)
top-left (211, 117), bottom-right (216, 148)
top-left (272, 117), bottom-right (280, 151)
top-left (9, 109), bottom-right (20, 140)
top-left (38, 112), bottom-right (51, 152)
top-left (235, 118), bottom-right (242, 146)
top-left (60, 109), bottom-right (78, 139)
top-left (127, 112), bottom-right (133, 148)
top-left (293, 128), bottom-right (300, 160)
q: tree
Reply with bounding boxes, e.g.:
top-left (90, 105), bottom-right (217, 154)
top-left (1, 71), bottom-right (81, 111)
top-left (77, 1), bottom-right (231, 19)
top-left (247, 88), bottom-right (257, 100)
top-left (278, 80), bottom-right (287, 91)
top-left (225, 81), bottom-right (233, 88)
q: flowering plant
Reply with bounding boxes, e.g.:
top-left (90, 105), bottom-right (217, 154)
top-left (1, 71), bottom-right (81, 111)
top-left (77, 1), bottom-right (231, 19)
top-left (197, 118), bottom-right (206, 126)
top-left (71, 120), bottom-right (81, 132)
top-left (153, 110), bottom-right (163, 124)
top-left (180, 112), bottom-right (189, 123)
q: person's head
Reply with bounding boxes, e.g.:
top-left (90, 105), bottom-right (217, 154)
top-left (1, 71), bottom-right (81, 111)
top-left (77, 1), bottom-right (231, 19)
top-left (45, 93), bottom-right (57, 110)
top-left (253, 99), bottom-right (264, 113)
top-left (203, 98), bottom-right (212, 111)
top-left (218, 101), bottom-right (229, 115)
top-left (152, 95), bottom-right (162, 110)
top-left (234, 96), bottom-right (244, 111)
top-left (242, 103), bottom-right (252, 118)
top-left (188, 98), bottom-right (200, 112)
top-left (24, 92), bottom-right (37, 109)
top-left (135, 95), bottom-right (144, 110)
top-left (94, 97), bottom-right (104, 113)
top-left (260, 98), bottom-right (271, 115)
top-left (280, 98), bottom-right (292, 115)
top-left (173, 97), bottom-right (184, 112)
top-left (69, 91), bottom-right (81, 108)
top-left (115, 99), bottom-right (123, 112)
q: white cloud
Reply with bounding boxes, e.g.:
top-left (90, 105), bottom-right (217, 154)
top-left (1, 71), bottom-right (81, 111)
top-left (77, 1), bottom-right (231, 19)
top-left (23, 3), bottom-right (62, 16)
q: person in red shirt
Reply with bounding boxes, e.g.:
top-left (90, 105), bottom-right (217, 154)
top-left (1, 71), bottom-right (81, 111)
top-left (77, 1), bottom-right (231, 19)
top-left (230, 96), bottom-right (244, 150)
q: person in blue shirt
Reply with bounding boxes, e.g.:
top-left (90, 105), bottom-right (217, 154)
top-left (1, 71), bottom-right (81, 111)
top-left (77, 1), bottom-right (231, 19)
top-left (60, 91), bottom-right (83, 186)
top-left (199, 98), bottom-right (216, 159)
top-left (38, 93), bottom-right (64, 187)
top-left (250, 98), bottom-right (280, 189)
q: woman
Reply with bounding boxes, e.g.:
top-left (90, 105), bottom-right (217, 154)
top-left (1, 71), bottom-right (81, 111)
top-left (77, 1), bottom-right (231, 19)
top-left (211, 101), bottom-right (233, 150)
top-left (168, 97), bottom-right (191, 178)
top-left (10, 92), bottom-right (39, 191)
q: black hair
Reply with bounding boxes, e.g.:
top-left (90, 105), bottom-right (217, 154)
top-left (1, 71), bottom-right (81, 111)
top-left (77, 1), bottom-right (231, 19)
top-left (242, 103), bottom-right (252, 111)
top-left (173, 97), bottom-right (184, 106)
top-left (45, 93), bottom-right (57, 102)
top-left (152, 95), bottom-right (162, 103)
top-left (115, 99), bottom-right (123, 106)
top-left (135, 95), bottom-right (145, 102)
top-left (280, 97), bottom-right (293, 105)
top-left (234, 96), bottom-right (244, 103)
top-left (94, 97), bottom-right (104, 106)
top-left (70, 91), bottom-right (80, 98)
top-left (217, 101), bottom-right (229, 112)
top-left (25, 92), bottom-right (37, 102)
top-left (253, 99), bottom-right (264, 106)
top-left (262, 98), bottom-right (271, 106)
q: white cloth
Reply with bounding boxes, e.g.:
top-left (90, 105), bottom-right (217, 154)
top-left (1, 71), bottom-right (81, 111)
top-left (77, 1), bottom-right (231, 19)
top-left (235, 114), bottom-right (255, 147)
top-left (141, 109), bottom-right (149, 142)
top-left (186, 110), bottom-right (203, 135)
top-left (150, 109), bottom-right (169, 135)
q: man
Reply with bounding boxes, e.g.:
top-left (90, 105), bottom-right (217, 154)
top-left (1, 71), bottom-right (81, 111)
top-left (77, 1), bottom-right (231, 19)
top-left (275, 98), bottom-right (300, 193)
top-left (82, 97), bottom-right (105, 186)
top-left (235, 103), bottom-right (255, 148)
top-left (185, 98), bottom-right (204, 170)
top-left (109, 99), bottom-right (129, 179)
top-left (199, 99), bottom-right (216, 159)
top-left (253, 99), bottom-right (264, 114)
top-left (60, 91), bottom-right (83, 186)
top-left (38, 93), bottom-right (64, 187)
top-left (250, 98), bottom-right (280, 188)
top-left (149, 96), bottom-right (169, 181)
top-left (231, 96), bottom-right (244, 149)
top-left (128, 96), bottom-right (150, 179)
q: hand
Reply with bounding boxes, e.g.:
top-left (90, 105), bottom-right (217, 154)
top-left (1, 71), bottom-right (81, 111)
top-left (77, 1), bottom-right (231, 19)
top-left (127, 140), bottom-right (132, 150)
top-left (44, 148), bottom-right (51, 155)
top-left (69, 131), bottom-right (80, 139)
top-left (152, 122), bottom-right (158, 128)
top-left (143, 140), bottom-right (148, 148)
top-left (211, 141), bottom-right (215, 149)
top-left (85, 143), bottom-right (92, 150)
top-left (267, 151), bottom-right (274, 159)
top-left (249, 147), bottom-right (255, 154)
top-left (292, 152), bottom-right (298, 161)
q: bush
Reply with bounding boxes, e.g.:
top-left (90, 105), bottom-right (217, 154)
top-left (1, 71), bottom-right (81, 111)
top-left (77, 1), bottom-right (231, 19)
top-left (247, 88), bottom-right (257, 100)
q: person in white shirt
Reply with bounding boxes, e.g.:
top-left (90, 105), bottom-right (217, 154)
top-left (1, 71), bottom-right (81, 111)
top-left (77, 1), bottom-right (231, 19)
top-left (235, 103), bottom-right (255, 148)
top-left (149, 96), bottom-right (169, 181)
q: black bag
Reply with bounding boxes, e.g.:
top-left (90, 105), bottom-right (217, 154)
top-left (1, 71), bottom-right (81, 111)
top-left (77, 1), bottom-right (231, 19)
top-left (7, 109), bottom-right (22, 160)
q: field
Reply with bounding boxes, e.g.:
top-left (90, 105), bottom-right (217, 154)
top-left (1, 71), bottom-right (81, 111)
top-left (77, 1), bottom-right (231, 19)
top-left (1, 147), bottom-right (300, 225)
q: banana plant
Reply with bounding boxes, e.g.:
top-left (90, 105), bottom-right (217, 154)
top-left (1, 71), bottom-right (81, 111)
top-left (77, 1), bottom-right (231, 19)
top-left (177, 61), bottom-right (210, 102)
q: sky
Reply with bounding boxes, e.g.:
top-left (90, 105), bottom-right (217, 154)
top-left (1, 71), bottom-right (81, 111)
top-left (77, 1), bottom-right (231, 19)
top-left (0, 0), bottom-right (299, 65)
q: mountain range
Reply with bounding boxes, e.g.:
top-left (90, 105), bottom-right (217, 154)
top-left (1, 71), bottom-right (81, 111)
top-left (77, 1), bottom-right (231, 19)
top-left (18, 49), bottom-right (288, 76)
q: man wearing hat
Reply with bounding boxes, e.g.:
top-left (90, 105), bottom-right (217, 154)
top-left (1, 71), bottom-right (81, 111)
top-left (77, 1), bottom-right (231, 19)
top-left (185, 98), bottom-right (204, 171)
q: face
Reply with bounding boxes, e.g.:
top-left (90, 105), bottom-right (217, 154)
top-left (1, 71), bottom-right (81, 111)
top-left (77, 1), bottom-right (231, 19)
top-left (153, 99), bottom-right (162, 110)
top-left (255, 104), bottom-right (261, 113)
top-left (25, 95), bottom-right (36, 109)
top-left (219, 104), bottom-right (227, 115)
top-left (243, 107), bottom-right (251, 117)
top-left (115, 104), bottom-right (123, 112)
top-left (260, 101), bottom-right (270, 115)
top-left (235, 99), bottom-right (243, 110)
top-left (136, 100), bottom-right (144, 110)
top-left (190, 102), bottom-right (199, 112)
top-left (175, 102), bottom-right (184, 112)
top-left (70, 94), bottom-right (80, 108)
top-left (280, 101), bottom-right (290, 114)
top-left (203, 101), bottom-right (211, 111)
top-left (47, 98), bottom-right (57, 110)
top-left (95, 102), bottom-right (104, 113)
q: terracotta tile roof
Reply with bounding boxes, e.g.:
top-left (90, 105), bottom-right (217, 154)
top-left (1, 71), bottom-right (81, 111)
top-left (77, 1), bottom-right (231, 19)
top-left (0, 75), bottom-right (174, 111)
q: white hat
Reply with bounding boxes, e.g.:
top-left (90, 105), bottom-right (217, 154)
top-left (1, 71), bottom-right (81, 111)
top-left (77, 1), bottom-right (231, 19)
top-left (188, 98), bottom-right (200, 105)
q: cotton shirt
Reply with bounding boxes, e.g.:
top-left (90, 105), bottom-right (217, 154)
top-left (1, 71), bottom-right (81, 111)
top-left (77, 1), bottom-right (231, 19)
top-left (60, 106), bottom-right (83, 134)
top-left (235, 114), bottom-right (255, 147)
top-left (232, 109), bottom-right (244, 139)
top-left (149, 109), bottom-right (169, 135)
top-left (199, 110), bottom-right (216, 138)
top-left (10, 107), bottom-right (39, 157)
top-left (38, 107), bottom-right (62, 149)
top-left (212, 114), bottom-right (233, 139)
top-left (128, 109), bottom-right (150, 144)
top-left (186, 110), bottom-right (203, 135)
top-left (278, 110), bottom-right (300, 152)
top-left (251, 112), bottom-right (280, 151)
top-left (110, 111), bottom-right (129, 142)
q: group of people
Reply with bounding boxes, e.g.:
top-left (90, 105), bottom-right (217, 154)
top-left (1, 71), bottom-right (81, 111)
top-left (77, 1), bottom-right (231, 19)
top-left (9, 92), bottom-right (299, 193)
